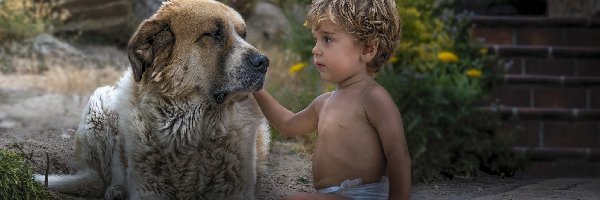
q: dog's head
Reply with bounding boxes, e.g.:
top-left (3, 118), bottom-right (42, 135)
top-left (127, 0), bottom-right (268, 104)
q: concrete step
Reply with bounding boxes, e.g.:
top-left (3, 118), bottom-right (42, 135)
top-left (523, 160), bottom-right (600, 177)
top-left (497, 119), bottom-right (600, 160)
top-left (496, 57), bottom-right (600, 77)
top-left (485, 87), bottom-right (600, 110)
top-left (487, 45), bottom-right (600, 59)
top-left (471, 16), bottom-right (600, 28)
top-left (514, 147), bottom-right (600, 161)
top-left (498, 75), bottom-right (600, 86)
top-left (483, 107), bottom-right (600, 120)
top-left (471, 16), bottom-right (600, 48)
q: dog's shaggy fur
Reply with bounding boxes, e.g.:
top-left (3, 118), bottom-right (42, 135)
top-left (35, 0), bottom-right (270, 199)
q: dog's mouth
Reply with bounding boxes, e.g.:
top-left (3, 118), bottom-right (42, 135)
top-left (211, 52), bottom-right (268, 104)
top-left (212, 73), bottom-right (265, 104)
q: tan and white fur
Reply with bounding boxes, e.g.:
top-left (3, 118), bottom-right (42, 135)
top-left (35, 0), bottom-right (270, 199)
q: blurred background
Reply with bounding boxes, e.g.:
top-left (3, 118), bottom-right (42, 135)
top-left (0, 0), bottom-right (599, 198)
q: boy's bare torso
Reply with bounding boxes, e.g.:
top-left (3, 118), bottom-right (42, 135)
top-left (312, 79), bottom-right (387, 189)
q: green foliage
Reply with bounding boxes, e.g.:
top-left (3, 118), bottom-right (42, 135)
top-left (379, 0), bottom-right (525, 180)
top-left (0, 0), bottom-right (67, 41)
top-left (0, 149), bottom-right (53, 200)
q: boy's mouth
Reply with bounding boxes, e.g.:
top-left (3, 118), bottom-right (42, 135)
top-left (314, 61), bottom-right (325, 69)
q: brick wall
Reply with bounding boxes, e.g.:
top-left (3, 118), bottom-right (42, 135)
top-left (472, 16), bottom-right (600, 165)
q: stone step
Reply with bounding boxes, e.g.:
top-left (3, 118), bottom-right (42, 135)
top-left (498, 75), bottom-right (600, 86)
top-left (497, 57), bottom-right (600, 77)
top-left (486, 86), bottom-right (600, 109)
top-left (471, 16), bottom-right (600, 47)
top-left (471, 16), bottom-right (600, 28)
top-left (523, 159), bottom-right (600, 177)
top-left (483, 107), bottom-right (600, 120)
top-left (514, 147), bottom-right (600, 161)
top-left (487, 45), bottom-right (600, 59)
top-left (497, 119), bottom-right (600, 154)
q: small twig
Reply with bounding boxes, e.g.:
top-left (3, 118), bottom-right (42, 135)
top-left (8, 142), bottom-right (41, 169)
top-left (45, 152), bottom-right (49, 188)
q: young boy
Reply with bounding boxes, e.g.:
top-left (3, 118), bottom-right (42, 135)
top-left (253, 0), bottom-right (410, 199)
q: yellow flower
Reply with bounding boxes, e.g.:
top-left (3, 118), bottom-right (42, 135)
top-left (288, 62), bottom-right (307, 76)
top-left (388, 56), bottom-right (399, 64)
top-left (479, 48), bottom-right (488, 55)
top-left (303, 20), bottom-right (308, 27)
top-left (465, 69), bottom-right (482, 78)
top-left (438, 51), bottom-right (459, 63)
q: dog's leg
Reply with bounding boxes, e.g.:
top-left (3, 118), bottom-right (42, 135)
top-left (104, 184), bottom-right (127, 200)
top-left (35, 86), bottom-right (121, 198)
top-left (255, 122), bottom-right (270, 180)
top-left (35, 169), bottom-right (104, 197)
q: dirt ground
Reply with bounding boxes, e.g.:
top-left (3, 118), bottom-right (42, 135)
top-left (0, 87), bottom-right (316, 200)
top-left (1, 42), bottom-right (597, 200)
top-left (2, 82), bottom-right (600, 200)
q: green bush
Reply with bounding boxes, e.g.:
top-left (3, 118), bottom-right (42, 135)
top-left (0, 149), bottom-right (53, 200)
top-left (0, 0), bottom-right (67, 41)
top-left (279, 0), bottom-right (525, 181)
top-left (383, 0), bottom-right (525, 180)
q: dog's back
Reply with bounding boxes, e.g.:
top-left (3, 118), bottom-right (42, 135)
top-left (36, 86), bottom-right (122, 198)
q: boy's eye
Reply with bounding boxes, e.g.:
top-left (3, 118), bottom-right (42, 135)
top-left (324, 36), bottom-right (332, 43)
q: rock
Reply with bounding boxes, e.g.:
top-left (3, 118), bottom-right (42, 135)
top-left (56, 0), bottom-right (136, 45)
top-left (56, 0), bottom-right (168, 45)
top-left (245, 2), bottom-right (290, 45)
top-left (30, 34), bottom-right (83, 57)
top-left (54, 0), bottom-right (294, 46)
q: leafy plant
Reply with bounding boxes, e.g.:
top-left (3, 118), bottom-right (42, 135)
top-left (0, 0), bottom-right (68, 41)
top-left (380, 0), bottom-right (525, 180)
top-left (0, 149), bottom-right (53, 200)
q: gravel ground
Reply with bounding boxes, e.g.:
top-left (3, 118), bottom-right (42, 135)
top-left (2, 89), bottom-right (599, 200)
top-left (0, 89), bottom-right (314, 200)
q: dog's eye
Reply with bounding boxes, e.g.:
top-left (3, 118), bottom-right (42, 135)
top-left (239, 31), bottom-right (247, 40)
top-left (201, 29), bottom-right (223, 41)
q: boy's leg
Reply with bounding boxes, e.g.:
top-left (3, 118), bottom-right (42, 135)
top-left (281, 193), bottom-right (350, 200)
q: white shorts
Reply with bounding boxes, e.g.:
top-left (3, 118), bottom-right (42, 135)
top-left (317, 176), bottom-right (389, 200)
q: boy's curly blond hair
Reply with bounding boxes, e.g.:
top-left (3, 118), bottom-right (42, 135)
top-left (306, 0), bottom-right (402, 74)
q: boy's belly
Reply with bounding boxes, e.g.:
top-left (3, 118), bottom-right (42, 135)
top-left (311, 145), bottom-right (386, 189)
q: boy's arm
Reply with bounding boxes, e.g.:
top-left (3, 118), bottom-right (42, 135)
top-left (364, 87), bottom-right (411, 200)
top-left (252, 89), bottom-right (321, 137)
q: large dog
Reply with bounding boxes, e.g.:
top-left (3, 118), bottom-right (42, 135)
top-left (35, 0), bottom-right (270, 199)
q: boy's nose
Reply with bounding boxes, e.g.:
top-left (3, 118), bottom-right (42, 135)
top-left (311, 45), bottom-right (321, 56)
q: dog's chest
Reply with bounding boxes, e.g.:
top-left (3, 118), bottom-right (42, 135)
top-left (131, 136), bottom-right (254, 197)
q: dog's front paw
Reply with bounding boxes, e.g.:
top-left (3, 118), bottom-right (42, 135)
top-left (33, 174), bottom-right (46, 185)
top-left (105, 184), bottom-right (127, 200)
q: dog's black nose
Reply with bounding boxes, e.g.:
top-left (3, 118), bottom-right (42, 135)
top-left (250, 54), bottom-right (269, 71)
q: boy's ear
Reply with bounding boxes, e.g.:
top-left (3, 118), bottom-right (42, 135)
top-left (360, 40), bottom-right (379, 63)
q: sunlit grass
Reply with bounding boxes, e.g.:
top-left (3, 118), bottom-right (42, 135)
top-left (0, 64), bottom-right (121, 96)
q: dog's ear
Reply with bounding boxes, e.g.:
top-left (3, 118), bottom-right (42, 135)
top-left (127, 19), bottom-right (175, 82)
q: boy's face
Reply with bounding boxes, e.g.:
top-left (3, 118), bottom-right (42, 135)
top-left (311, 19), bottom-right (368, 84)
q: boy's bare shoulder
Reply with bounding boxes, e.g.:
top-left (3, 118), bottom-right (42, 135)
top-left (362, 83), bottom-right (394, 104)
top-left (314, 91), bottom-right (333, 103)
top-left (309, 91), bottom-right (333, 111)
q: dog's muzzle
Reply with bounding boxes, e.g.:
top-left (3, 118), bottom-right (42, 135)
top-left (247, 53), bottom-right (269, 73)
